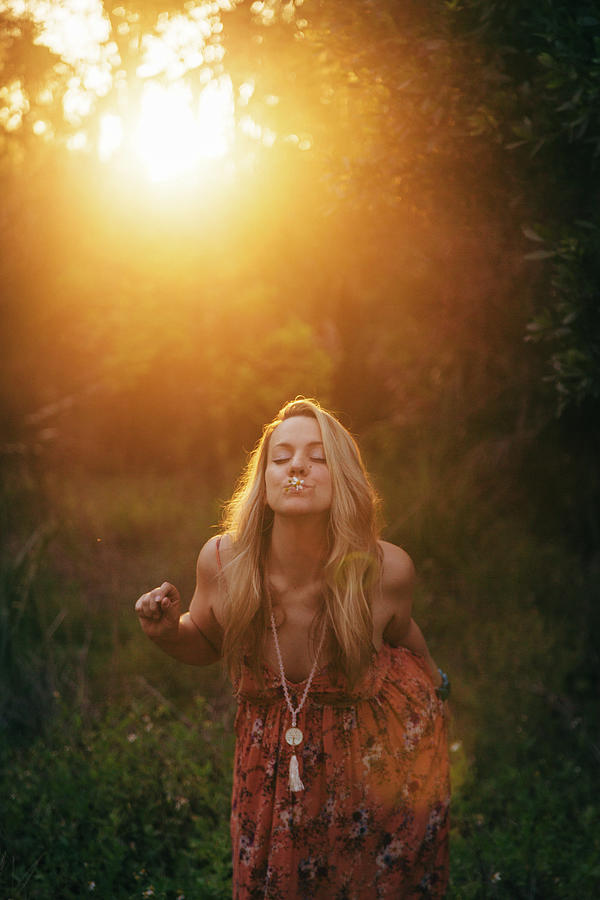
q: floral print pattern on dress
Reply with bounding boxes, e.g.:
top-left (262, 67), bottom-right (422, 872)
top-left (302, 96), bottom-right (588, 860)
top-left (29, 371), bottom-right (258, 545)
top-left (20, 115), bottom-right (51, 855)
top-left (231, 644), bottom-right (450, 899)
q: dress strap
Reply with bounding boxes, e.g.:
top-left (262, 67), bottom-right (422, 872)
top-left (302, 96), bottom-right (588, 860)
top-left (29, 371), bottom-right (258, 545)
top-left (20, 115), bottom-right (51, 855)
top-left (215, 535), bottom-right (222, 573)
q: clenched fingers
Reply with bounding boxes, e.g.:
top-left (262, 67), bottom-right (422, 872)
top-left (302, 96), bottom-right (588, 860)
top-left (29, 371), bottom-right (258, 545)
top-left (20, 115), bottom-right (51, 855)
top-left (135, 584), bottom-right (175, 620)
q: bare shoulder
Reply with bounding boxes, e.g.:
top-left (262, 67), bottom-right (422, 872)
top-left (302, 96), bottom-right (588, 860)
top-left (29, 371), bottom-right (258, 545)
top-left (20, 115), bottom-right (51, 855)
top-left (375, 541), bottom-right (415, 645)
top-left (195, 535), bottom-right (219, 580)
top-left (193, 534), bottom-right (235, 630)
top-left (195, 533), bottom-right (233, 578)
top-left (378, 540), bottom-right (416, 592)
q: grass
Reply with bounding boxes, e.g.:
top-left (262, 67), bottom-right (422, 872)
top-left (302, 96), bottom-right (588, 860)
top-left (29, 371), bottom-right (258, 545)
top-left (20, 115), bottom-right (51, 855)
top-left (448, 729), bottom-right (600, 898)
top-left (1, 697), bottom-right (234, 899)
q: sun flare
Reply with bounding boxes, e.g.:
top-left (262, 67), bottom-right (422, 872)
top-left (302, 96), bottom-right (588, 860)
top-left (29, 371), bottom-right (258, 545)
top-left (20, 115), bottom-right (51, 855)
top-left (132, 77), bottom-right (235, 182)
top-left (2, 0), bottom-right (246, 183)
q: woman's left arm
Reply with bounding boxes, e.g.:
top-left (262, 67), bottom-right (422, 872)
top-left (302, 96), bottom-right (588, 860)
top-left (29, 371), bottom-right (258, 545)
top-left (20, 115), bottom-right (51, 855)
top-left (398, 618), bottom-right (443, 688)
top-left (379, 541), bottom-right (442, 688)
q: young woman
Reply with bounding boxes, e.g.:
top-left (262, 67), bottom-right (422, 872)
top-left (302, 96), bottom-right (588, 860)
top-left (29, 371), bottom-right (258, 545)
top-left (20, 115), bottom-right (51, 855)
top-left (135, 398), bottom-right (450, 898)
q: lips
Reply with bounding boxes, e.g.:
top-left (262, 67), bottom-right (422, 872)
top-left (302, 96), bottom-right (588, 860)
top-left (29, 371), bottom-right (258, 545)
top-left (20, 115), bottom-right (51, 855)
top-left (285, 477), bottom-right (307, 493)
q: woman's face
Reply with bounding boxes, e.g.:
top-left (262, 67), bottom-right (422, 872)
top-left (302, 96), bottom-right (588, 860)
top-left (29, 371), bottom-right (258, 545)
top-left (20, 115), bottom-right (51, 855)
top-left (265, 415), bottom-right (333, 518)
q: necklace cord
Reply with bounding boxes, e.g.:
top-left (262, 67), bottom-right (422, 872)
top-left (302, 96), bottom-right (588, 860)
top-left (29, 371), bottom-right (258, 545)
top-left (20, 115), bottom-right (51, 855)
top-left (266, 581), bottom-right (327, 792)
top-left (269, 609), bottom-right (326, 725)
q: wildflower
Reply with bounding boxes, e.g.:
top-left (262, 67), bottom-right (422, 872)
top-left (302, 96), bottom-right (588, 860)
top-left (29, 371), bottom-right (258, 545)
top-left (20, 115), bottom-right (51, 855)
top-left (127, 732), bottom-right (138, 743)
top-left (88, 882), bottom-right (96, 891)
top-left (450, 741), bottom-right (462, 753)
top-left (142, 887), bottom-right (155, 898)
top-left (491, 872), bottom-right (501, 883)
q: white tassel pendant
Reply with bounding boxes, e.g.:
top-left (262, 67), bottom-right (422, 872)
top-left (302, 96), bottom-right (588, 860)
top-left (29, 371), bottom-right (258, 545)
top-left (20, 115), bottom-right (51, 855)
top-left (289, 752), bottom-right (305, 792)
top-left (269, 602), bottom-right (325, 796)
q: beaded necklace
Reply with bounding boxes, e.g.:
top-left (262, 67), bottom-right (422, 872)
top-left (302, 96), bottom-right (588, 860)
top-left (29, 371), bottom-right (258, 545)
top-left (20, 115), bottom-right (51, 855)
top-left (268, 601), bottom-right (326, 792)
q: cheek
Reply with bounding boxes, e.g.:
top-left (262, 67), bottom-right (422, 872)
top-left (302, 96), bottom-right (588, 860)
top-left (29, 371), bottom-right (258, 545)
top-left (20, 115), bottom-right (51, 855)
top-left (318, 470), bottom-right (333, 496)
top-left (264, 468), bottom-right (280, 496)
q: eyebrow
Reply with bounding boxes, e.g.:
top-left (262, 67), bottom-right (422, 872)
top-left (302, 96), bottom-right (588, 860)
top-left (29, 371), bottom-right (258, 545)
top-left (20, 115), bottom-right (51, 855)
top-left (271, 441), bottom-right (324, 451)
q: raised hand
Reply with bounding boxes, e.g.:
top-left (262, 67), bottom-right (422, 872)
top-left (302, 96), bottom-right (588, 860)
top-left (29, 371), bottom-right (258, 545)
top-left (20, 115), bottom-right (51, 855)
top-left (135, 581), bottom-right (181, 641)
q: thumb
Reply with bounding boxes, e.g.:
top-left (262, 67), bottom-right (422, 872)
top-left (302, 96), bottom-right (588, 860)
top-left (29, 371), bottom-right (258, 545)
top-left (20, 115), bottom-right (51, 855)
top-left (159, 582), bottom-right (181, 621)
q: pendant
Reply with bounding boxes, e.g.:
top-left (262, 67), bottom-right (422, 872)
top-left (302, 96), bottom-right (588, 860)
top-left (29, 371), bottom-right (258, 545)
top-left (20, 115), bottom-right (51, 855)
top-left (285, 726), bottom-right (303, 746)
top-left (289, 752), bottom-right (305, 791)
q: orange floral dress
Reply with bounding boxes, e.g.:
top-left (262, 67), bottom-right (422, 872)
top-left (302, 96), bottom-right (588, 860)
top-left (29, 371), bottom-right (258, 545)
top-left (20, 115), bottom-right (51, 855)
top-left (231, 644), bottom-right (450, 899)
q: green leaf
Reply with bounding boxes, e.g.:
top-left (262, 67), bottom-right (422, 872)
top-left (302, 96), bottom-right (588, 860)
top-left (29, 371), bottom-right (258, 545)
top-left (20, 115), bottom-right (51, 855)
top-left (538, 52), bottom-right (556, 68)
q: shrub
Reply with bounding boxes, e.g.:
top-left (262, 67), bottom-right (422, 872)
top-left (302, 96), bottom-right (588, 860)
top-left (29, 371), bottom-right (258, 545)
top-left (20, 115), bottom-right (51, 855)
top-left (0, 696), bottom-right (234, 900)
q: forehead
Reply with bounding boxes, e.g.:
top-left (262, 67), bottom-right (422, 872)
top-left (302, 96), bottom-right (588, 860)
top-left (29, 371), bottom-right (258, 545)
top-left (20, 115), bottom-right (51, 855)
top-left (270, 415), bottom-right (323, 448)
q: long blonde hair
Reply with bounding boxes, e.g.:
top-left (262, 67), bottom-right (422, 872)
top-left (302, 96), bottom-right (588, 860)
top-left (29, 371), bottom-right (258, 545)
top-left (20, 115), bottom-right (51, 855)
top-left (220, 398), bottom-right (382, 687)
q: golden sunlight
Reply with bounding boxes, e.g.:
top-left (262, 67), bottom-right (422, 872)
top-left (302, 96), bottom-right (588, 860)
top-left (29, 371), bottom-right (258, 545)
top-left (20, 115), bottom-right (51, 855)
top-left (98, 113), bottom-right (123, 162)
top-left (132, 77), bottom-right (234, 182)
top-left (1, 1), bottom-right (253, 184)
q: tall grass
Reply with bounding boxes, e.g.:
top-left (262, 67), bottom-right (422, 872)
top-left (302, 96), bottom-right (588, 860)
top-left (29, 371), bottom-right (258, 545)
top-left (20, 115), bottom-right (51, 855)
top-left (1, 696), bottom-right (234, 899)
top-left (0, 459), bottom-right (64, 739)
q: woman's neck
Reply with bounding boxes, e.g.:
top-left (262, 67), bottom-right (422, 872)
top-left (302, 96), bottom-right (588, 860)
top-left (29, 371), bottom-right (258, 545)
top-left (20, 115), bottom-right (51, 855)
top-left (267, 515), bottom-right (329, 587)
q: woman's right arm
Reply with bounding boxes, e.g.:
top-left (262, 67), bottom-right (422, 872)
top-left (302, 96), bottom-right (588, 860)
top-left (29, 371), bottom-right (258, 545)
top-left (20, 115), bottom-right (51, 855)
top-left (135, 537), bottom-right (224, 667)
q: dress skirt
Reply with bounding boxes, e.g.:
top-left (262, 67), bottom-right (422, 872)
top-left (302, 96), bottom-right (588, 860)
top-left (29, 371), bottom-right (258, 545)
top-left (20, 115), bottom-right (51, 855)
top-left (230, 644), bottom-right (450, 899)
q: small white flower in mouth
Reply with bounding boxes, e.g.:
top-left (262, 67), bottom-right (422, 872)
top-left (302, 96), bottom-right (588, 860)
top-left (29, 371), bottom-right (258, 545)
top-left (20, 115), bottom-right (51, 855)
top-left (285, 476), bottom-right (305, 493)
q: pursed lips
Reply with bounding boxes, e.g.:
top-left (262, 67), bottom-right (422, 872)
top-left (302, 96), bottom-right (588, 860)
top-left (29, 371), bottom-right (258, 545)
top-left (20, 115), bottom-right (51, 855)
top-left (284, 477), bottom-right (311, 493)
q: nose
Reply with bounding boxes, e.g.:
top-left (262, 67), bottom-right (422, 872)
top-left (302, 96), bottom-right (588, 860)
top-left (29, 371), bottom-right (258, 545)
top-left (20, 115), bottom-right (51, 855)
top-left (288, 455), bottom-right (307, 475)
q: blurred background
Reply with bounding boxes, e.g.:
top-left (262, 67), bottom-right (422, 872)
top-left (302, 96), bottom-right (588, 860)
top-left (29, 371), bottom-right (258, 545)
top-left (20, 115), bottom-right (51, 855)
top-left (1, 1), bottom-right (599, 897)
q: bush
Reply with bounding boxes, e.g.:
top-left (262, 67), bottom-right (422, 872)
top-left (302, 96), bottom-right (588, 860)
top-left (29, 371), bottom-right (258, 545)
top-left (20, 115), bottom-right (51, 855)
top-left (449, 725), bottom-right (600, 898)
top-left (0, 696), bottom-right (234, 900)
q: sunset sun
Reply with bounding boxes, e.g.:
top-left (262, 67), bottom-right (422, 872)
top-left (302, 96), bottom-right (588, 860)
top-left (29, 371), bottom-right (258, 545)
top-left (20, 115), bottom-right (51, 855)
top-left (6, 0), bottom-right (251, 184)
top-left (130, 77), bottom-right (235, 182)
